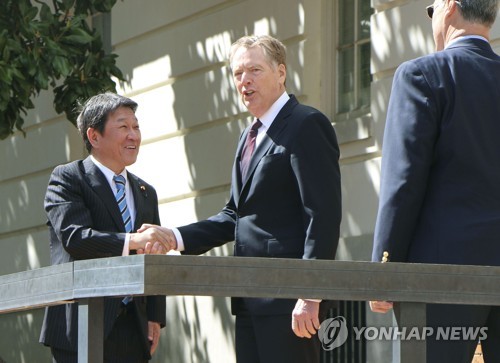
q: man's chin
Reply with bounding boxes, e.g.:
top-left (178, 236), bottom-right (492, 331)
top-left (124, 155), bottom-right (139, 166)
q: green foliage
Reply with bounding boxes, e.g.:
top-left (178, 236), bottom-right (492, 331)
top-left (0, 0), bottom-right (125, 140)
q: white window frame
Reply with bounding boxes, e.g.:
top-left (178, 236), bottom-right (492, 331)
top-left (322, 0), bottom-right (373, 147)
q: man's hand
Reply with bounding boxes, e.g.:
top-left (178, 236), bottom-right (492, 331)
top-left (292, 299), bottom-right (320, 338)
top-left (129, 226), bottom-right (174, 253)
top-left (137, 224), bottom-right (178, 250)
top-left (148, 321), bottom-right (161, 355)
top-left (369, 301), bottom-right (394, 313)
top-left (137, 241), bottom-right (167, 255)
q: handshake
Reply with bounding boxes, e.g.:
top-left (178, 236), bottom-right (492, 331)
top-left (129, 224), bottom-right (178, 255)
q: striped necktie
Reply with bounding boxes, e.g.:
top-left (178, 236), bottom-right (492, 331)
top-left (113, 175), bottom-right (133, 233)
top-left (114, 174), bottom-right (134, 305)
top-left (240, 119), bottom-right (262, 180)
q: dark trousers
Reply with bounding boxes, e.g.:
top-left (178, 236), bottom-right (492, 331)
top-left (52, 304), bottom-right (148, 363)
top-left (424, 304), bottom-right (500, 363)
top-left (235, 314), bottom-right (320, 363)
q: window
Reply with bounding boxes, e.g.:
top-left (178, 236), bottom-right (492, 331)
top-left (337, 0), bottom-right (373, 116)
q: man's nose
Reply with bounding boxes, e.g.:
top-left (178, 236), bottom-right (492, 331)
top-left (128, 128), bottom-right (140, 140)
top-left (241, 72), bottom-right (252, 84)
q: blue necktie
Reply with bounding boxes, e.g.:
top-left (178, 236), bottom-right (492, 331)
top-left (113, 174), bottom-right (133, 305)
top-left (113, 175), bottom-right (133, 233)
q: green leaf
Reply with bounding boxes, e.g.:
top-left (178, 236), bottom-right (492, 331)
top-left (94, 0), bottom-right (117, 13)
top-left (6, 38), bottom-right (23, 54)
top-left (62, 28), bottom-right (94, 45)
top-left (24, 6), bottom-right (39, 22)
top-left (10, 67), bottom-right (25, 82)
top-left (53, 56), bottom-right (72, 76)
top-left (34, 67), bottom-right (49, 90)
top-left (39, 3), bottom-right (53, 22)
top-left (0, 30), bottom-right (7, 52)
top-left (61, 0), bottom-right (76, 12)
top-left (0, 0), bottom-right (125, 140)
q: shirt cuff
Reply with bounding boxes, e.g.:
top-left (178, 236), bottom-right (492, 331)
top-left (171, 228), bottom-right (185, 252)
top-left (122, 233), bottom-right (130, 256)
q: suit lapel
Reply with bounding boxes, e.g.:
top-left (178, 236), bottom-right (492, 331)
top-left (82, 157), bottom-right (125, 231)
top-left (233, 130), bottom-right (248, 203)
top-left (238, 95), bottom-right (297, 198)
top-left (128, 172), bottom-right (146, 230)
top-left (241, 132), bottom-right (274, 185)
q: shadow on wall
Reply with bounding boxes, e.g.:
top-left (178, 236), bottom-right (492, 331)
top-left (115, 1), bottom-right (309, 362)
top-left (0, 91), bottom-right (64, 362)
top-left (341, 1), bottom-right (436, 260)
top-left (150, 246), bottom-right (236, 363)
top-left (0, 0), bottom-right (441, 362)
top-left (0, 309), bottom-right (52, 363)
top-left (114, 0), bottom-right (438, 361)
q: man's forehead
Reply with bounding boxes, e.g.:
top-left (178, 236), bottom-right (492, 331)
top-left (231, 47), bottom-right (272, 68)
top-left (107, 108), bottom-right (137, 123)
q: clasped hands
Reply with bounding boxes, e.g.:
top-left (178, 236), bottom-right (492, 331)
top-left (129, 224), bottom-right (177, 255)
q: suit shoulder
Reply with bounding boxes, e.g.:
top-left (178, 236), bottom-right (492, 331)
top-left (292, 102), bottom-right (324, 115)
top-left (398, 50), bottom-right (459, 75)
top-left (286, 103), bottom-right (337, 145)
top-left (290, 102), bottom-right (331, 126)
top-left (50, 159), bottom-right (85, 177)
top-left (128, 172), bottom-right (157, 192)
top-left (396, 56), bottom-right (430, 75)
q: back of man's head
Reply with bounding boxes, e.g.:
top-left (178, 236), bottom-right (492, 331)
top-left (458, 0), bottom-right (499, 28)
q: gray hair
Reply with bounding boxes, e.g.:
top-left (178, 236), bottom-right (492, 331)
top-left (76, 92), bottom-right (138, 153)
top-left (229, 35), bottom-right (287, 69)
top-left (458, 0), bottom-right (499, 27)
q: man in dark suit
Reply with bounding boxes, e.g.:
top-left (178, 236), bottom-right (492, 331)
top-left (141, 35), bottom-right (341, 363)
top-left (39, 93), bottom-right (169, 363)
top-left (370, 0), bottom-right (500, 362)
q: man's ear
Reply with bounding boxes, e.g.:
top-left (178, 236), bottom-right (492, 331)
top-left (87, 128), bottom-right (99, 148)
top-left (445, 0), bottom-right (459, 18)
top-left (278, 63), bottom-right (287, 85)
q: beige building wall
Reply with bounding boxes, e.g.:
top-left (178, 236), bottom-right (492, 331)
top-left (112, 0), bottom-right (329, 361)
top-left (0, 84), bottom-right (85, 362)
top-left (1, 0), bottom-right (500, 362)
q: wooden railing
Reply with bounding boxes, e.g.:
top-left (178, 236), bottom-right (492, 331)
top-left (1, 255), bottom-right (500, 363)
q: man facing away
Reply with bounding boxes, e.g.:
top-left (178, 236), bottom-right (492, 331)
top-left (40, 92), bottom-right (170, 363)
top-left (141, 35), bottom-right (342, 363)
top-left (371, 1), bottom-right (500, 362)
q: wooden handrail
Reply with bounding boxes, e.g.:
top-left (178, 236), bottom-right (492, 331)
top-left (2, 255), bottom-right (499, 362)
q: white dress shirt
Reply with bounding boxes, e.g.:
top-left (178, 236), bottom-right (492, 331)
top-left (445, 35), bottom-right (488, 49)
top-left (172, 92), bottom-right (290, 251)
top-left (90, 155), bottom-right (135, 255)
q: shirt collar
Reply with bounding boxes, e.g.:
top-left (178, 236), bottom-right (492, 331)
top-left (257, 92), bottom-right (290, 130)
top-left (445, 35), bottom-right (488, 49)
top-left (90, 155), bottom-right (128, 187)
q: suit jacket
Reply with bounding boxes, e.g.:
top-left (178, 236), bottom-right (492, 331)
top-left (373, 39), bottom-right (500, 266)
top-left (39, 157), bottom-right (166, 358)
top-left (179, 94), bottom-right (342, 316)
